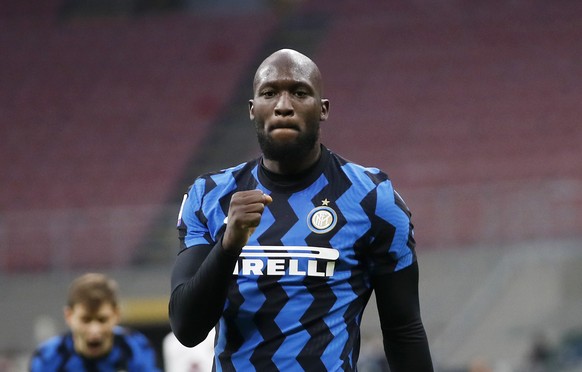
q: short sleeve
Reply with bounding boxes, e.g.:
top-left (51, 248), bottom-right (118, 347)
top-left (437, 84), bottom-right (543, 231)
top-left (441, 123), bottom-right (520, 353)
top-left (368, 181), bottom-right (416, 275)
top-left (177, 178), bottom-right (215, 249)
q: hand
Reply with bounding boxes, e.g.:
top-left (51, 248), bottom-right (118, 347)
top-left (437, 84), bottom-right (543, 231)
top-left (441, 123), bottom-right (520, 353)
top-left (222, 190), bottom-right (272, 253)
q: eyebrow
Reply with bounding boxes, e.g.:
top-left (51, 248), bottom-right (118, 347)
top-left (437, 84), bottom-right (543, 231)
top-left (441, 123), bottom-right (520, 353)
top-left (258, 80), bottom-right (314, 92)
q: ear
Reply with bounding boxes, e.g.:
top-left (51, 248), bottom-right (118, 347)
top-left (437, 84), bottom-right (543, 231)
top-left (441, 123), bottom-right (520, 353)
top-left (63, 306), bottom-right (73, 327)
top-left (112, 306), bottom-right (121, 324)
top-left (320, 99), bottom-right (330, 121)
top-left (248, 100), bottom-right (255, 120)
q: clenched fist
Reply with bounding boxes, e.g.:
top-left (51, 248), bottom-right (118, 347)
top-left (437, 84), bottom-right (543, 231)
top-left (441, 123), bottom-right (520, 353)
top-left (222, 190), bottom-right (273, 253)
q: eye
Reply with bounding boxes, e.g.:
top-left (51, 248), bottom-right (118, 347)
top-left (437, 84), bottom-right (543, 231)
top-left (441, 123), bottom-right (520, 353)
top-left (293, 84), bottom-right (312, 97)
top-left (260, 90), bottom-right (276, 98)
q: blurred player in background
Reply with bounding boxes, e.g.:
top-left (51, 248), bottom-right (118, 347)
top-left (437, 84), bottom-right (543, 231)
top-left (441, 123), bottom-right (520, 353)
top-left (30, 273), bottom-right (160, 371)
top-left (169, 48), bottom-right (433, 371)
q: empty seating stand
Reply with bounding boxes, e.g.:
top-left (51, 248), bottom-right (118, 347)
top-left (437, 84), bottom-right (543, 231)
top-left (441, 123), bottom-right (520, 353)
top-left (311, 0), bottom-right (582, 248)
top-left (0, 6), bottom-right (274, 271)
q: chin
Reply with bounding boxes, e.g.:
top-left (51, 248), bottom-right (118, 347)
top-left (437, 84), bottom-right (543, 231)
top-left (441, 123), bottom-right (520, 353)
top-left (260, 139), bottom-right (317, 161)
top-left (83, 350), bottom-right (106, 359)
top-left (82, 345), bottom-right (110, 359)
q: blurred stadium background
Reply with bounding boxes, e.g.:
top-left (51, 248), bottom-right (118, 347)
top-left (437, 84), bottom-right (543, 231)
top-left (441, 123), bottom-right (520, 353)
top-left (1, 0), bottom-right (581, 371)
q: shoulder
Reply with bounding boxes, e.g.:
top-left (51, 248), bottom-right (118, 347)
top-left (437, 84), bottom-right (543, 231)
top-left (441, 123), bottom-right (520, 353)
top-left (114, 327), bottom-right (160, 370)
top-left (328, 150), bottom-right (411, 214)
top-left (115, 327), bottom-right (154, 350)
top-left (31, 334), bottom-right (70, 367)
top-left (328, 150), bottom-right (390, 184)
top-left (34, 333), bottom-right (68, 353)
top-left (187, 159), bottom-right (259, 197)
top-left (327, 151), bottom-right (394, 199)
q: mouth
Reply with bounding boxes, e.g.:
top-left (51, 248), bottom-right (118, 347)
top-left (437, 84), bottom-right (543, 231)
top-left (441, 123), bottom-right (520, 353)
top-left (86, 340), bottom-right (104, 353)
top-left (268, 122), bottom-right (300, 133)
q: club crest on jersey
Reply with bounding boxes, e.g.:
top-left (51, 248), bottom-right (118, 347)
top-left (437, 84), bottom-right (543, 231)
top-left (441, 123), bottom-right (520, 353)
top-left (307, 200), bottom-right (337, 234)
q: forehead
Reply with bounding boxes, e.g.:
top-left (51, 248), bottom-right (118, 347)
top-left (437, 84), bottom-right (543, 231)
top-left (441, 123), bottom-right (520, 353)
top-left (70, 302), bottom-right (116, 318)
top-left (254, 58), bottom-right (317, 89)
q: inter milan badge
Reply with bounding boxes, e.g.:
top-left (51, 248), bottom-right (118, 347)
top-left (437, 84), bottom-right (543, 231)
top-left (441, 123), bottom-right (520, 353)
top-left (307, 199), bottom-right (338, 234)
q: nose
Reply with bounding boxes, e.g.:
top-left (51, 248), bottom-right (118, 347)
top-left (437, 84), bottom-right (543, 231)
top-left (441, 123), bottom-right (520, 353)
top-left (274, 92), bottom-right (293, 116)
top-left (87, 321), bottom-right (102, 336)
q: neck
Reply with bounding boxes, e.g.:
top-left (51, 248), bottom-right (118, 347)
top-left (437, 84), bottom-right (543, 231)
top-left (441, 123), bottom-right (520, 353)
top-left (262, 144), bottom-right (321, 175)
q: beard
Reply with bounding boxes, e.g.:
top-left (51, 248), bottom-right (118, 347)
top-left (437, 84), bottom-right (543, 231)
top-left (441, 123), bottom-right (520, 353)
top-left (256, 122), bottom-right (320, 163)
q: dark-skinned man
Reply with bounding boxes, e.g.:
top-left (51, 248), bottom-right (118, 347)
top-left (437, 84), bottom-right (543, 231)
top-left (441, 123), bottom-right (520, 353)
top-left (169, 49), bottom-right (433, 372)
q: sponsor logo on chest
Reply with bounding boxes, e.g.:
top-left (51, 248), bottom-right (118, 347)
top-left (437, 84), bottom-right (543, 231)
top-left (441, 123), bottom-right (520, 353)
top-left (233, 246), bottom-right (339, 277)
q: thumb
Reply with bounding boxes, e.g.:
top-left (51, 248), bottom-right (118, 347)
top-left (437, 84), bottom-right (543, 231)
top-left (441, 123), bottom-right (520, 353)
top-left (263, 193), bottom-right (273, 205)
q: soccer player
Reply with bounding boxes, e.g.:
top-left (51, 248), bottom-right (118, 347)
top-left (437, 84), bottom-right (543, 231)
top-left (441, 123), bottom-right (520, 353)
top-left (169, 49), bottom-right (434, 371)
top-left (30, 273), bottom-right (160, 372)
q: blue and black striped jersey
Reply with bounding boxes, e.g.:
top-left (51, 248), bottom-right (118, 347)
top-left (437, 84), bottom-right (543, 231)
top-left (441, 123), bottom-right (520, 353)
top-left (177, 146), bottom-right (417, 371)
top-left (30, 327), bottom-right (160, 372)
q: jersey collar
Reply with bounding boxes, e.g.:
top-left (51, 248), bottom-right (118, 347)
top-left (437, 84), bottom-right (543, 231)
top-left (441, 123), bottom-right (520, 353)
top-left (258, 144), bottom-right (330, 193)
